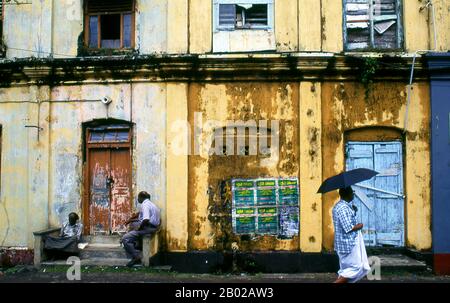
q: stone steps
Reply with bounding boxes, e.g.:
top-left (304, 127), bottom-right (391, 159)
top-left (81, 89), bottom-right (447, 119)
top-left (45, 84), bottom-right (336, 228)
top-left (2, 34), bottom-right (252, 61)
top-left (373, 254), bottom-right (429, 273)
top-left (79, 236), bottom-right (128, 263)
top-left (83, 235), bottom-right (123, 245)
top-left (80, 243), bottom-right (128, 260)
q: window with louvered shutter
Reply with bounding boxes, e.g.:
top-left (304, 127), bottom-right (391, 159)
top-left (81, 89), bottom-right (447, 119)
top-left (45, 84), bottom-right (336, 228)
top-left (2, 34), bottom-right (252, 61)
top-left (344, 0), bottom-right (403, 51)
top-left (84, 0), bottom-right (135, 49)
top-left (215, 0), bottom-right (273, 31)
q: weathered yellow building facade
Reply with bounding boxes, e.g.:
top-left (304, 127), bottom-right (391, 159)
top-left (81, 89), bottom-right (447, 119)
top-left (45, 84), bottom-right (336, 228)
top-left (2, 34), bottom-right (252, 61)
top-left (1, 0), bottom-right (449, 269)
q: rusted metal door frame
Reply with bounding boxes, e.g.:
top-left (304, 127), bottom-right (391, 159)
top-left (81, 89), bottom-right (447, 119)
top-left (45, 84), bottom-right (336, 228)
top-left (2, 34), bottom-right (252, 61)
top-left (83, 125), bottom-right (132, 235)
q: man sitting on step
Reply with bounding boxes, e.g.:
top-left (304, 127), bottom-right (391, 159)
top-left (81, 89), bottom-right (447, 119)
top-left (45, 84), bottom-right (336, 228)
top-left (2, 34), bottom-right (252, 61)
top-left (122, 191), bottom-right (161, 267)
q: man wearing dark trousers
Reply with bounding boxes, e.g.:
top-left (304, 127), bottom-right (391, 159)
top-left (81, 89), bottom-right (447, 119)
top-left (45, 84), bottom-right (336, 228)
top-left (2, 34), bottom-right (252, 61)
top-left (122, 191), bottom-right (161, 267)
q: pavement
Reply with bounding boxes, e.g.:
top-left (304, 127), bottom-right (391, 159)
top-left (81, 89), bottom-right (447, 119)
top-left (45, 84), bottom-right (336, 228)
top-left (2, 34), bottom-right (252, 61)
top-left (1, 265), bottom-right (450, 283)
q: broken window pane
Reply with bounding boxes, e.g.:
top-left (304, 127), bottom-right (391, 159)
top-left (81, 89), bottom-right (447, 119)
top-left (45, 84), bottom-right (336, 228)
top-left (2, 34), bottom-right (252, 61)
top-left (344, 0), bottom-right (402, 50)
top-left (217, 2), bottom-right (270, 30)
top-left (244, 4), bottom-right (268, 26)
top-left (101, 14), bottom-right (121, 49)
top-left (373, 0), bottom-right (398, 49)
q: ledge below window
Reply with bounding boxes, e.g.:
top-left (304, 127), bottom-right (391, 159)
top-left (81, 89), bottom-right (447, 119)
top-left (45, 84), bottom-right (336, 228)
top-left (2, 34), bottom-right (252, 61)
top-left (78, 47), bottom-right (138, 57)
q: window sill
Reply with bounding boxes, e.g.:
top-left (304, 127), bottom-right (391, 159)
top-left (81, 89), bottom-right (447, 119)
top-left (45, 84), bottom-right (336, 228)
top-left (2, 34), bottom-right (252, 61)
top-left (79, 47), bottom-right (138, 57)
top-left (344, 48), bottom-right (405, 54)
top-left (216, 27), bottom-right (272, 32)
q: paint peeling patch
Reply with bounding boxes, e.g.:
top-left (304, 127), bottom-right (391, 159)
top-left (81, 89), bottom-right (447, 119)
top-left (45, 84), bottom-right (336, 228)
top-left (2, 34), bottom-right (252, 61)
top-left (0, 248), bottom-right (33, 267)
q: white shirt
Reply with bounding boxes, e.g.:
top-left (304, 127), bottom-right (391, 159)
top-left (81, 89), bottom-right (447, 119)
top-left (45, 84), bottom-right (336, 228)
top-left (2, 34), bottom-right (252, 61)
top-left (138, 199), bottom-right (161, 227)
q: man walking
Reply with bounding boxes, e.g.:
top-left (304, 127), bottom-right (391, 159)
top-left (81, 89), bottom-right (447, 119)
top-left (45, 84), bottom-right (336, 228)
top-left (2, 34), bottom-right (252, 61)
top-left (332, 186), bottom-right (370, 283)
top-left (122, 191), bottom-right (161, 267)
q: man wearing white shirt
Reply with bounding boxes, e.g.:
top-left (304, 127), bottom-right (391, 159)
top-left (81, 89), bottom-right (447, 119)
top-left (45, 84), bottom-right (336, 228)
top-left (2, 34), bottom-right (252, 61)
top-left (122, 191), bottom-right (161, 267)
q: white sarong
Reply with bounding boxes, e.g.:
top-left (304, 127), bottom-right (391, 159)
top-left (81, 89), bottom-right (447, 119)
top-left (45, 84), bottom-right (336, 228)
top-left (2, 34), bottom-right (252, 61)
top-left (337, 231), bottom-right (371, 283)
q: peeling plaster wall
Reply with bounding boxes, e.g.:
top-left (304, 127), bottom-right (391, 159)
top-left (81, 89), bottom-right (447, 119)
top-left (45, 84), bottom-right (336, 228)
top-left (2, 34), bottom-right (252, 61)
top-left (2, 0), bottom-right (449, 58)
top-left (0, 80), bottom-right (434, 253)
top-left (0, 83), bottom-right (167, 249)
top-left (187, 83), bottom-right (300, 251)
top-left (136, 0), bottom-right (168, 54)
top-left (52, 0), bottom-right (84, 58)
top-left (4, 0), bottom-right (53, 58)
top-left (0, 86), bottom-right (50, 247)
top-left (132, 83), bottom-right (167, 237)
top-left (321, 81), bottom-right (432, 252)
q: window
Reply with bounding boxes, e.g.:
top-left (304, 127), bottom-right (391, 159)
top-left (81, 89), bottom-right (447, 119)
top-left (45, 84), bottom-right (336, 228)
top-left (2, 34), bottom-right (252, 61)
top-left (344, 0), bottom-right (403, 51)
top-left (84, 0), bottom-right (135, 49)
top-left (214, 0), bottom-right (274, 31)
top-left (87, 125), bottom-right (130, 144)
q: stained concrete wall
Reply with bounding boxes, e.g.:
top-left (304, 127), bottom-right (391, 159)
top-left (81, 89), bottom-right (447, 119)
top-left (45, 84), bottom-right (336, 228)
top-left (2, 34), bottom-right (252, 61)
top-left (3, 0), bottom-right (449, 58)
top-left (0, 79), bottom-right (434, 253)
top-left (321, 81), bottom-right (432, 252)
top-left (187, 83), bottom-right (300, 251)
top-left (0, 83), bottom-right (167, 248)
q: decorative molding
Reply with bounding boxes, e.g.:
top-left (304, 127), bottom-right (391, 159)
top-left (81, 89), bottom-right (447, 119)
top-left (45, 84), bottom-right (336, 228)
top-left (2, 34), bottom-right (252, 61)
top-left (0, 53), bottom-right (429, 86)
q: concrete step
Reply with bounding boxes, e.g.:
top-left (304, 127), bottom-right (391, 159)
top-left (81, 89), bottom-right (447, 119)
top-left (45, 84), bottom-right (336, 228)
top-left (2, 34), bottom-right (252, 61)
top-left (83, 235), bottom-right (123, 245)
top-left (80, 243), bottom-right (127, 259)
top-left (374, 254), bottom-right (428, 273)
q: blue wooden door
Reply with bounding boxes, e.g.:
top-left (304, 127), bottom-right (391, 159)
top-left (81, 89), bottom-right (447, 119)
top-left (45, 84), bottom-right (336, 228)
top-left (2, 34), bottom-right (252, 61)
top-left (346, 141), bottom-right (405, 247)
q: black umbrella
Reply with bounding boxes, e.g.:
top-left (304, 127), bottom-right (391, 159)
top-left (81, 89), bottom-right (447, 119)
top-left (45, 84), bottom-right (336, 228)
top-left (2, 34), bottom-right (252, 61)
top-left (317, 168), bottom-right (379, 194)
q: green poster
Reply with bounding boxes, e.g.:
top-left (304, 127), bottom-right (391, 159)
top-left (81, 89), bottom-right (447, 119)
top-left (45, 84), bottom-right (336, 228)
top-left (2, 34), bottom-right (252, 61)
top-left (257, 215), bottom-right (278, 234)
top-left (233, 189), bottom-right (255, 206)
top-left (236, 208), bottom-right (255, 215)
top-left (257, 207), bottom-right (277, 215)
top-left (235, 216), bottom-right (256, 234)
top-left (256, 189), bottom-right (276, 205)
top-left (234, 181), bottom-right (254, 188)
top-left (256, 180), bottom-right (276, 187)
top-left (278, 179), bottom-right (299, 206)
top-left (278, 179), bottom-right (298, 187)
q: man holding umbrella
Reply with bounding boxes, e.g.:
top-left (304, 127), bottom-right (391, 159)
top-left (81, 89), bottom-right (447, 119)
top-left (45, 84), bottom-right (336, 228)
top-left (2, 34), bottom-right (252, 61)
top-left (332, 186), bottom-right (370, 283)
top-left (318, 168), bottom-right (376, 283)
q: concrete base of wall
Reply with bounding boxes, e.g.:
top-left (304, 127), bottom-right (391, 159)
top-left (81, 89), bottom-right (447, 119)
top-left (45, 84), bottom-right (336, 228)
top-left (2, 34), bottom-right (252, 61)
top-left (434, 254), bottom-right (450, 275)
top-left (151, 249), bottom-right (433, 274)
top-left (152, 251), bottom-right (340, 274)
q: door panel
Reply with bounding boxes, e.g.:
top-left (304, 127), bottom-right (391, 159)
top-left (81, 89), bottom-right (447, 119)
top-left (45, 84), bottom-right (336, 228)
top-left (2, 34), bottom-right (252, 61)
top-left (346, 141), bottom-right (404, 247)
top-left (346, 143), bottom-right (376, 246)
top-left (89, 149), bottom-right (111, 234)
top-left (110, 148), bottom-right (132, 233)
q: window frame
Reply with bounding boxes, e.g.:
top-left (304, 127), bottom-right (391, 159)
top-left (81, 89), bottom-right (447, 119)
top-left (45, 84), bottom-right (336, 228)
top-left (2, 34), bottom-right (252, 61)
top-left (343, 0), bottom-right (404, 52)
top-left (83, 0), bottom-right (136, 50)
top-left (213, 0), bottom-right (274, 32)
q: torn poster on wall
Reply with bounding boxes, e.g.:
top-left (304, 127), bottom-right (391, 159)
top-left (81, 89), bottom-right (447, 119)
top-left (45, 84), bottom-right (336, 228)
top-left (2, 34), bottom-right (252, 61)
top-left (231, 178), bottom-right (299, 238)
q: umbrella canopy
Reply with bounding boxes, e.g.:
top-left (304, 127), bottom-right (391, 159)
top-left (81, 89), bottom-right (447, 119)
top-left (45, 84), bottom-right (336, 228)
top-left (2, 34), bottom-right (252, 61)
top-left (317, 168), bottom-right (378, 194)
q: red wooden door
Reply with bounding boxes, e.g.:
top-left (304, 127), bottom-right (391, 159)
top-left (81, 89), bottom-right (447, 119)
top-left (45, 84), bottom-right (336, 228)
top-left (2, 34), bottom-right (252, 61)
top-left (110, 148), bottom-right (132, 233)
top-left (89, 148), bottom-right (111, 234)
top-left (85, 126), bottom-right (132, 235)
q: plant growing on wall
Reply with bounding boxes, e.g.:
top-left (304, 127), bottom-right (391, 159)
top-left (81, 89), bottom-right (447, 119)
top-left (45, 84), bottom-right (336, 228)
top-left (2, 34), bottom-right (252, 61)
top-left (359, 57), bottom-right (379, 100)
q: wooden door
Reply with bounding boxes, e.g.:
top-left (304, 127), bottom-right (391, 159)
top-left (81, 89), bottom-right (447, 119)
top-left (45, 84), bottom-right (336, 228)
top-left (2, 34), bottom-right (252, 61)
top-left (85, 126), bottom-right (132, 235)
top-left (346, 141), bottom-right (405, 247)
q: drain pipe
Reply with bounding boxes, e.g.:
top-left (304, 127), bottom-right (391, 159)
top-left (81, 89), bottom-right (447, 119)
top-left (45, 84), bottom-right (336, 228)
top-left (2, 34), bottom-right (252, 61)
top-left (403, 0), bottom-right (439, 133)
